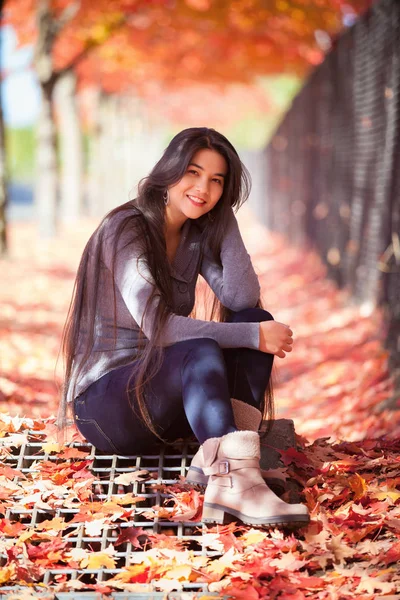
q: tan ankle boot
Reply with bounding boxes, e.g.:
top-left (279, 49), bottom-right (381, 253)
top-left (201, 430), bottom-right (309, 528)
top-left (186, 399), bottom-right (287, 494)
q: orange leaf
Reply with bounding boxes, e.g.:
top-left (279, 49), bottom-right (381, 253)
top-left (348, 473), bottom-right (367, 499)
top-left (35, 517), bottom-right (67, 532)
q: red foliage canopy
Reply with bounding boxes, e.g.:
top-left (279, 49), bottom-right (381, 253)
top-left (4, 0), bottom-right (373, 91)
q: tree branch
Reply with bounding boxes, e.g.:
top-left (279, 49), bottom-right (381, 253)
top-left (53, 1), bottom-right (81, 36)
top-left (57, 14), bottom-right (128, 77)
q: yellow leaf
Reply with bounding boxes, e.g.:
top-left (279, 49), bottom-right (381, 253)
top-left (202, 558), bottom-right (227, 577)
top-left (373, 489), bottom-right (400, 502)
top-left (242, 528), bottom-right (268, 546)
top-left (86, 552), bottom-right (116, 570)
top-left (108, 563), bottom-right (149, 583)
top-left (0, 565), bottom-right (14, 584)
top-left (17, 530), bottom-right (35, 543)
top-left (162, 563), bottom-right (193, 581)
top-left (42, 442), bottom-right (61, 454)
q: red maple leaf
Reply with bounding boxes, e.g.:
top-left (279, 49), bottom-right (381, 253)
top-left (278, 447), bottom-right (312, 468)
top-left (114, 526), bottom-right (149, 549)
top-left (147, 532), bottom-right (189, 550)
top-left (0, 518), bottom-right (26, 536)
top-left (380, 540), bottom-right (400, 566)
top-left (15, 563), bottom-right (44, 583)
top-left (26, 539), bottom-right (69, 560)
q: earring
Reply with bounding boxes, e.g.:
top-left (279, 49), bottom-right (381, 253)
top-left (163, 189), bottom-right (169, 206)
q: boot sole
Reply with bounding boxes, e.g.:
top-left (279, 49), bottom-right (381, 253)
top-left (185, 479), bottom-right (207, 491)
top-left (185, 467), bottom-right (208, 490)
top-left (202, 502), bottom-right (310, 529)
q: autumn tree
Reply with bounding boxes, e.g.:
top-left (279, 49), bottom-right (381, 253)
top-left (4, 0), bottom-right (131, 236)
top-left (3, 0), bottom-right (372, 238)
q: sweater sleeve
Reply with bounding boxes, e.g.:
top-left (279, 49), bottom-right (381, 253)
top-left (200, 208), bottom-right (261, 311)
top-left (102, 222), bottom-right (260, 350)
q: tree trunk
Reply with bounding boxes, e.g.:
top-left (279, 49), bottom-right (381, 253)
top-left (35, 81), bottom-right (59, 237)
top-left (55, 71), bottom-right (84, 224)
top-left (86, 88), bottom-right (103, 218)
top-left (100, 94), bottom-right (116, 213)
top-left (107, 95), bottom-right (123, 211)
top-left (0, 97), bottom-right (8, 256)
top-left (34, 0), bottom-right (60, 237)
top-left (0, 0), bottom-right (9, 256)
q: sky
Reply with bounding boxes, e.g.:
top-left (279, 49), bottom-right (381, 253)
top-left (1, 26), bottom-right (40, 127)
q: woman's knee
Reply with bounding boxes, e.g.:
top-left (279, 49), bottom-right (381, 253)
top-left (230, 307), bottom-right (274, 324)
top-left (183, 338), bottom-right (225, 374)
top-left (185, 337), bottom-right (223, 359)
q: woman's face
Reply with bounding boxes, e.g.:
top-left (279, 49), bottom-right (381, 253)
top-left (167, 148), bottom-right (228, 224)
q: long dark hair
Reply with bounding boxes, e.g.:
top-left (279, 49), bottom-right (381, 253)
top-left (59, 127), bottom-right (274, 442)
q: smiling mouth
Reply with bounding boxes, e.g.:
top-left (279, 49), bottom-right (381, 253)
top-left (187, 195), bottom-right (206, 206)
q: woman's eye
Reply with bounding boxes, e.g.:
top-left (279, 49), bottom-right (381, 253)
top-left (188, 169), bottom-right (198, 175)
top-left (213, 178), bottom-right (222, 185)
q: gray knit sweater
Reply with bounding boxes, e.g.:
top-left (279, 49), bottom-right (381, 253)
top-left (67, 206), bottom-right (261, 403)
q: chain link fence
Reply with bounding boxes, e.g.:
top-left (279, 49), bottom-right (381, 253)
top-left (261, 0), bottom-right (400, 387)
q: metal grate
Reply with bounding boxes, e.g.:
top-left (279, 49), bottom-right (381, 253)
top-left (0, 432), bottom-right (222, 595)
top-left (0, 594), bottom-right (220, 600)
top-left (0, 593), bottom-right (222, 600)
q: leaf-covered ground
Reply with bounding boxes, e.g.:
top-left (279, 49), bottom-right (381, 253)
top-left (1, 213), bottom-right (400, 598)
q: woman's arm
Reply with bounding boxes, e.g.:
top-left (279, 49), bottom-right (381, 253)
top-left (200, 208), bottom-right (260, 311)
top-left (102, 222), bottom-right (260, 350)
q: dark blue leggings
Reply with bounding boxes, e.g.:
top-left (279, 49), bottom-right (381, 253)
top-left (73, 308), bottom-right (274, 454)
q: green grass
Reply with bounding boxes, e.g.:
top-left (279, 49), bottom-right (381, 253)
top-left (6, 126), bottom-right (35, 182)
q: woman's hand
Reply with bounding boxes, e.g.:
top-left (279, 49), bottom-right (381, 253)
top-left (259, 321), bottom-right (293, 358)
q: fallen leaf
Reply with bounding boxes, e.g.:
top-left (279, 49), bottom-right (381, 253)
top-left (35, 517), bottom-right (67, 532)
top-left (355, 575), bottom-right (395, 594)
top-left (42, 442), bottom-right (62, 454)
top-left (86, 551), bottom-right (116, 570)
top-left (269, 552), bottom-right (308, 571)
top-left (114, 470), bottom-right (150, 485)
top-left (115, 526), bottom-right (149, 549)
top-left (0, 565), bottom-right (15, 584)
top-left (326, 534), bottom-right (356, 565)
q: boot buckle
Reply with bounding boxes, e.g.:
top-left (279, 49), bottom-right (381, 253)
top-left (219, 460), bottom-right (230, 475)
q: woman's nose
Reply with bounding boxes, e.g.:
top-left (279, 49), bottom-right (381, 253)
top-left (195, 179), bottom-right (209, 193)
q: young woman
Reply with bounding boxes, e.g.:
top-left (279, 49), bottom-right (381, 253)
top-left (60, 127), bottom-right (309, 528)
